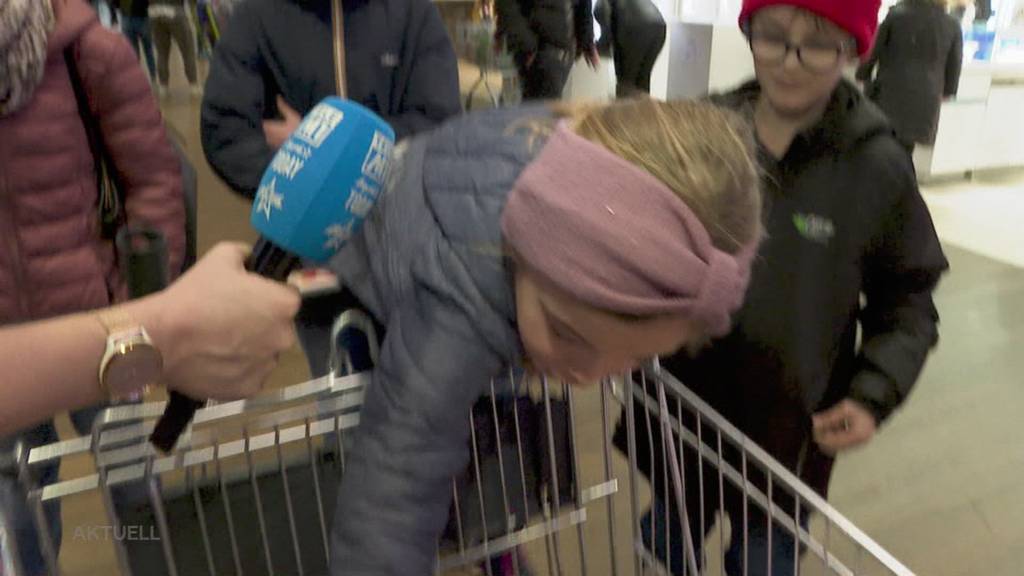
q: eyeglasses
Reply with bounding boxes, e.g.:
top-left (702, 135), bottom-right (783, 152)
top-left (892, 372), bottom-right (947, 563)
top-left (747, 30), bottom-right (849, 74)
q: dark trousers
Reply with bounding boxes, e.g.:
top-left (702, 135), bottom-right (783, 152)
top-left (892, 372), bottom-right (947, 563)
top-left (122, 15), bottom-right (158, 79)
top-left (642, 494), bottom-right (807, 576)
top-left (613, 398), bottom-right (813, 575)
top-left (613, 17), bottom-right (666, 96)
top-left (150, 11), bottom-right (199, 86)
top-left (517, 46), bottom-right (575, 101)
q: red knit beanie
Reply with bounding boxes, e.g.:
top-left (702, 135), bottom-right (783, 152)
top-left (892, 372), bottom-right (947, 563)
top-left (739, 0), bottom-right (881, 56)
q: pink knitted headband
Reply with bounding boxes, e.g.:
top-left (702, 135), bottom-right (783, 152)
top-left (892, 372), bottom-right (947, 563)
top-left (501, 122), bottom-right (759, 338)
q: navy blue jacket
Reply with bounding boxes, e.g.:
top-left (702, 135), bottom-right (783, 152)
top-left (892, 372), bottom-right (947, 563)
top-left (200, 0), bottom-right (461, 197)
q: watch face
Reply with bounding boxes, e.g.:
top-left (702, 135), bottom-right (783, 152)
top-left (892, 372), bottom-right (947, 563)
top-left (104, 343), bottom-right (163, 401)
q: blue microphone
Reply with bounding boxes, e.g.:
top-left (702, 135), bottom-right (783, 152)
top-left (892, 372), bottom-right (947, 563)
top-left (245, 97), bottom-right (397, 278)
top-left (150, 98), bottom-right (396, 452)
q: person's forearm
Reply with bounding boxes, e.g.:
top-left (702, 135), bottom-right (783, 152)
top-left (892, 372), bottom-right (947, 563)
top-left (0, 296), bottom-right (180, 436)
top-left (0, 242), bottom-right (301, 437)
top-left (0, 313), bottom-right (105, 435)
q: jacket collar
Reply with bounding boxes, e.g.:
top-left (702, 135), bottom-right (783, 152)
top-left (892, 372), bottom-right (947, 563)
top-left (715, 78), bottom-right (894, 160)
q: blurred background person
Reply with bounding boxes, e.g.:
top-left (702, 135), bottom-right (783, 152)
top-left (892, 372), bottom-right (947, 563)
top-left (89, 0), bottom-right (120, 26)
top-left (495, 0), bottom-right (599, 100)
top-left (148, 0), bottom-right (200, 96)
top-left (118, 0), bottom-right (157, 81)
top-left (857, 0), bottom-right (964, 154)
top-left (594, 0), bottom-right (667, 97)
top-left (0, 0), bottom-right (186, 571)
top-left (973, 0), bottom-right (992, 24)
top-left (195, 0), bottom-right (221, 60)
top-left (950, 0), bottom-right (973, 22)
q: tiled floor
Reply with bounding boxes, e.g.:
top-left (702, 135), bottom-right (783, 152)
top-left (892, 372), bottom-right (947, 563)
top-left (46, 54), bottom-right (1024, 574)
top-left (920, 171), bottom-right (1024, 269)
top-left (827, 171), bottom-right (1024, 576)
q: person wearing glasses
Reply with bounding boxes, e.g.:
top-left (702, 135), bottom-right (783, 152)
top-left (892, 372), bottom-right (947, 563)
top-left (620, 1), bottom-right (948, 574)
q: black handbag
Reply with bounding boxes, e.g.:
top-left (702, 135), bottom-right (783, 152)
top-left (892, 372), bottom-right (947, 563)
top-left (64, 45), bottom-right (125, 240)
top-left (63, 45), bottom-right (198, 274)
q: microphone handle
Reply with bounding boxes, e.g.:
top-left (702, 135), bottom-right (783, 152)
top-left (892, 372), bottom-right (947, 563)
top-left (109, 227), bottom-right (199, 453)
top-left (150, 237), bottom-right (301, 453)
top-left (149, 393), bottom-right (205, 453)
top-left (245, 237), bottom-right (303, 281)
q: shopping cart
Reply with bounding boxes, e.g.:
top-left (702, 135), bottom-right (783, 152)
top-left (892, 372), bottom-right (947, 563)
top-left (0, 313), bottom-right (916, 576)
top-left (453, 20), bottom-right (521, 111)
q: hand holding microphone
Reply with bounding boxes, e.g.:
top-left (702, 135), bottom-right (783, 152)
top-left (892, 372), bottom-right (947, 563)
top-left (158, 243), bottom-right (301, 401)
top-left (150, 97), bottom-right (396, 452)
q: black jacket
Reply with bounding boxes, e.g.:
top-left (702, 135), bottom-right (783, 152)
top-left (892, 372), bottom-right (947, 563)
top-left (200, 0), bottom-right (461, 197)
top-left (856, 0), bottom-right (963, 145)
top-left (659, 80), bottom-right (947, 492)
top-left (495, 0), bottom-right (595, 56)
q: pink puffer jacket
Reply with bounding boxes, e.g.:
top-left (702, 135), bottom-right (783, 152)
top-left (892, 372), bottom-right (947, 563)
top-left (0, 0), bottom-right (185, 324)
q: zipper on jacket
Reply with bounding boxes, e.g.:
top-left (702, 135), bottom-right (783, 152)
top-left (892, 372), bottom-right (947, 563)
top-left (795, 437), bottom-right (810, 479)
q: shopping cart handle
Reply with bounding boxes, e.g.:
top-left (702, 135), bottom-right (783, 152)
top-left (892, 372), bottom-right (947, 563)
top-left (150, 393), bottom-right (206, 453)
top-left (114, 226), bottom-right (203, 453)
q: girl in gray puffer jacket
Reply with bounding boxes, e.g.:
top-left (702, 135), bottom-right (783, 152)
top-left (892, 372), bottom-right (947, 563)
top-left (327, 98), bottom-right (765, 575)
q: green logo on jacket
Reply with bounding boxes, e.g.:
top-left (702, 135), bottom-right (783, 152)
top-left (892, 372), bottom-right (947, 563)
top-left (793, 213), bottom-right (835, 245)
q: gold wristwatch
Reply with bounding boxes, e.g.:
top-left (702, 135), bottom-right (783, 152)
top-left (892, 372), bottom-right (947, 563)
top-left (97, 311), bottom-right (164, 402)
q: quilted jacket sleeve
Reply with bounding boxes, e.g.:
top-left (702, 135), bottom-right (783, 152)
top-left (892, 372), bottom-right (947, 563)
top-left (851, 141), bottom-right (948, 423)
top-left (77, 27), bottom-right (186, 278)
top-left (329, 279), bottom-right (505, 574)
top-left (199, 1), bottom-right (274, 198)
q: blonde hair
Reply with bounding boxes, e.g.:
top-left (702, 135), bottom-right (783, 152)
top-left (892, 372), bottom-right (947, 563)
top-left (533, 98), bottom-right (764, 256)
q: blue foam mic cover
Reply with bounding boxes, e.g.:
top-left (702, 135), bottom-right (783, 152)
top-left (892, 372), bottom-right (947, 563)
top-left (246, 97), bottom-right (396, 278)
